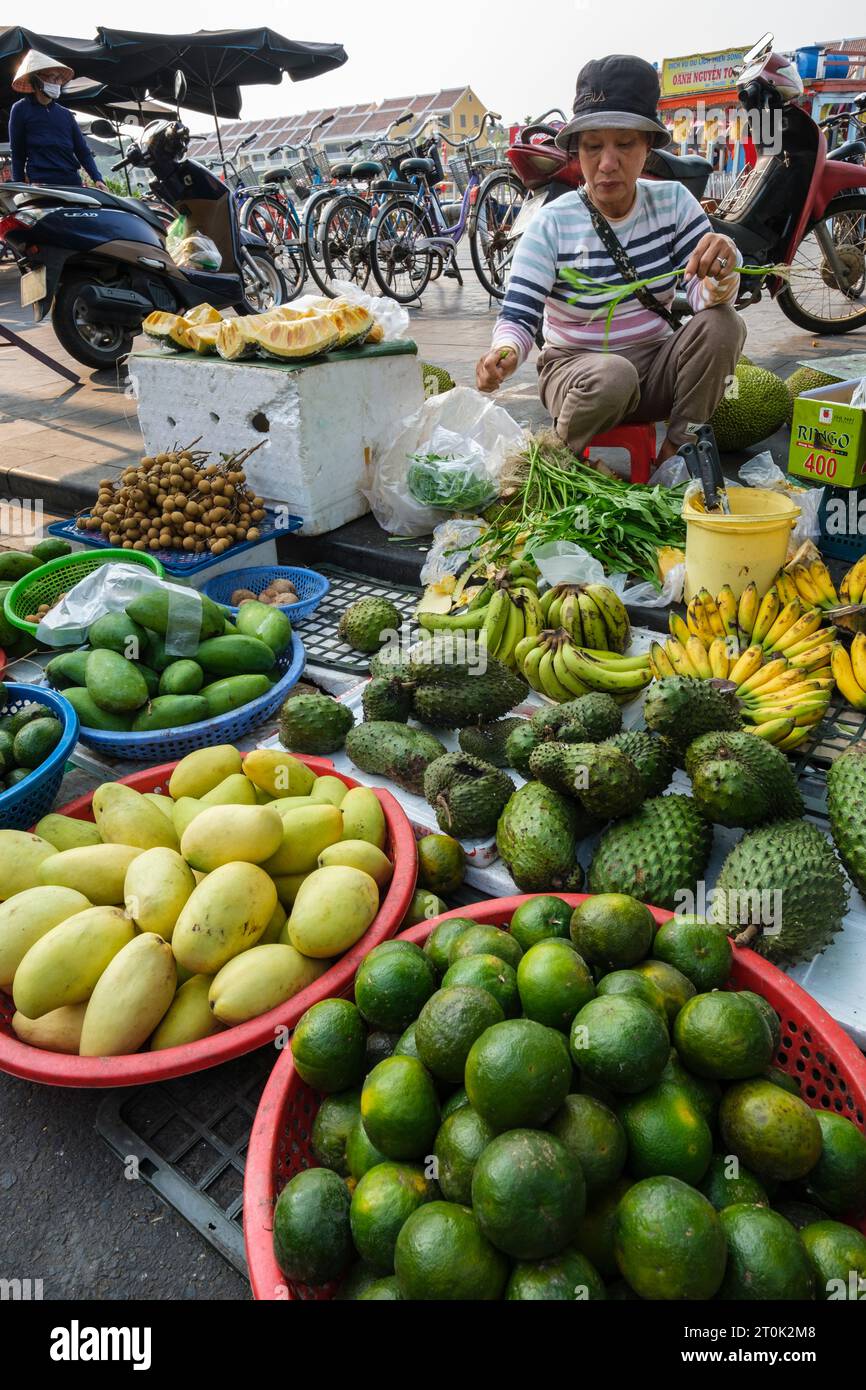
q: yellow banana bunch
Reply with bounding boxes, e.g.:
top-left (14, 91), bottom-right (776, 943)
top-left (831, 635), bottom-right (866, 711)
top-left (840, 555), bottom-right (866, 606)
top-left (519, 627), bottom-right (651, 702)
top-left (771, 560), bottom-right (840, 611)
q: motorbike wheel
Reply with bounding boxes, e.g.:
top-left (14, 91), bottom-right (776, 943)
top-left (776, 195), bottom-right (866, 334)
top-left (240, 248), bottom-right (288, 313)
top-left (470, 173), bottom-right (525, 299)
top-left (51, 277), bottom-right (134, 371)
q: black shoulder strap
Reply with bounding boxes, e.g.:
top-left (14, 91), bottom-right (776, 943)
top-left (578, 187), bottom-right (677, 329)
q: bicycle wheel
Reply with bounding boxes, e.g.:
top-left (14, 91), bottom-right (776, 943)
top-left (776, 195), bottom-right (866, 334)
top-left (470, 173), bottom-right (525, 299)
top-left (303, 191), bottom-right (339, 295)
top-left (243, 194), bottom-right (306, 299)
top-left (321, 194), bottom-right (373, 291)
top-left (370, 198), bottom-right (434, 303)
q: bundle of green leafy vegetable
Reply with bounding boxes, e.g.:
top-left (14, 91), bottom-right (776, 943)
top-left (478, 434), bottom-right (687, 586)
top-left (407, 452), bottom-right (499, 512)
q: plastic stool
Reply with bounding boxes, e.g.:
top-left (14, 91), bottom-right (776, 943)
top-left (581, 422), bottom-right (657, 483)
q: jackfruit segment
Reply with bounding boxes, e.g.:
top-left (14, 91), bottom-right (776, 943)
top-left (248, 314), bottom-right (340, 360)
top-left (185, 321), bottom-right (223, 355)
top-left (185, 302), bottom-right (223, 327)
top-left (215, 316), bottom-right (262, 361)
top-left (322, 299), bottom-right (374, 349)
top-left (142, 310), bottom-right (185, 343)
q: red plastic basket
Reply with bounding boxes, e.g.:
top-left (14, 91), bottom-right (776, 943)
top-left (0, 755), bottom-right (417, 1088)
top-left (243, 894), bottom-right (866, 1301)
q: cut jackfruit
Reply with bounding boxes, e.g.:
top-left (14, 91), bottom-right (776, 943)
top-left (248, 313), bottom-right (340, 361)
top-left (142, 310), bottom-right (185, 344)
top-left (185, 321), bottom-right (222, 355)
top-left (324, 299), bottom-right (374, 349)
top-left (215, 317), bottom-right (262, 361)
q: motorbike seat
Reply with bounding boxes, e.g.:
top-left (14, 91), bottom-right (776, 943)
top-left (83, 188), bottom-right (168, 232)
top-left (829, 139), bottom-right (866, 163)
top-left (644, 149), bottom-right (714, 181)
top-left (351, 160), bottom-right (384, 179)
top-left (400, 157), bottom-right (436, 179)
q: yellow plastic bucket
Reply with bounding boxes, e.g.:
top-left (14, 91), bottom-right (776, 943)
top-left (682, 487), bottom-right (801, 601)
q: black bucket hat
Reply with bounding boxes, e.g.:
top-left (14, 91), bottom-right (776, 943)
top-left (556, 54), bottom-right (671, 149)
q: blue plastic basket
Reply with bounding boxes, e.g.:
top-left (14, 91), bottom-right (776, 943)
top-left (816, 484), bottom-right (866, 564)
top-left (201, 566), bottom-right (330, 624)
top-left (0, 684), bottom-right (80, 831)
top-left (75, 634), bottom-right (306, 762)
top-left (47, 509), bottom-right (302, 578)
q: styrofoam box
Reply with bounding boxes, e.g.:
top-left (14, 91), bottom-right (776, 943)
top-left (128, 350), bottom-right (425, 537)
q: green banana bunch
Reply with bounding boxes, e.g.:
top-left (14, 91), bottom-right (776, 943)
top-left (539, 582), bottom-right (631, 654)
top-left (516, 626), bottom-right (651, 702)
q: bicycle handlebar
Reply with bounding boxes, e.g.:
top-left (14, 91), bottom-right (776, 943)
top-left (386, 110), bottom-right (415, 136)
top-left (439, 109), bottom-right (500, 148)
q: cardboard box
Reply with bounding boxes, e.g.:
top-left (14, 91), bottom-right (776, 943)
top-left (788, 378), bottom-right (866, 488)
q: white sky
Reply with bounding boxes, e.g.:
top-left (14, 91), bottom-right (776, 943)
top-left (34, 1), bottom-right (865, 128)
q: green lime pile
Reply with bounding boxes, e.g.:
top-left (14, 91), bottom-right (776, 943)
top-left (272, 896), bottom-right (866, 1301)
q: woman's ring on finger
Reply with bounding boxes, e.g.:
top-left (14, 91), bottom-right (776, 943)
top-left (717, 255), bottom-right (728, 269)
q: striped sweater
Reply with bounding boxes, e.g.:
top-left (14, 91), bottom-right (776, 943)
top-left (493, 180), bottom-right (740, 363)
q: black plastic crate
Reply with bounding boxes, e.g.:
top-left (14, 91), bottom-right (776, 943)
top-left (302, 564), bottom-right (422, 674)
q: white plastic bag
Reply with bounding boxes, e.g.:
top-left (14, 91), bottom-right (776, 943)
top-left (328, 278), bottom-right (410, 341)
top-left (420, 519), bottom-right (488, 585)
top-left (364, 386), bottom-right (524, 536)
top-left (36, 564), bottom-right (207, 653)
top-left (168, 234), bottom-right (222, 272)
top-left (738, 450), bottom-right (820, 545)
top-left (852, 375), bottom-right (866, 409)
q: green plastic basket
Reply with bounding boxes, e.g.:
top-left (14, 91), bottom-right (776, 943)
top-left (3, 550), bottom-right (165, 638)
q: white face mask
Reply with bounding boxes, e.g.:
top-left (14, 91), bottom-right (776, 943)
top-left (41, 81), bottom-right (62, 99)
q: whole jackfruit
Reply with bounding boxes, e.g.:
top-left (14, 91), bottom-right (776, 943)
top-left (588, 795), bottom-right (713, 910)
top-left (708, 362), bottom-right (791, 452)
top-left (458, 718), bottom-right (527, 766)
top-left (784, 366), bottom-right (842, 422)
top-left (711, 819), bottom-right (848, 966)
top-left (344, 722), bottom-right (446, 794)
top-left (279, 693), bottom-right (354, 754)
top-left (826, 743), bottom-right (866, 899)
top-left (528, 740), bottom-right (642, 820)
top-left (684, 730), bottom-right (804, 827)
top-left (604, 731), bottom-right (675, 799)
top-left (423, 753), bottom-right (515, 839)
top-left (338, 597), bottom-right (403, 654)
top-left (496, 782), bottom-right (586, 893)
top-left (529, 692), bottom-right (622, 744)
top-left (644, 676), bottom-right (741, 758)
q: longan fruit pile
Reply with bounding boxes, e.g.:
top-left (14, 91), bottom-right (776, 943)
top-left (77, 444), bottom-right (267, 557)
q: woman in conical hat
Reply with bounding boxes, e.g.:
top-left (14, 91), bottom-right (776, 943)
top-left (9, 49), bottom-right (107, 190)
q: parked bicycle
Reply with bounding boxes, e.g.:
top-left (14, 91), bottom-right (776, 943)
top-left (216, 131), bottom-right (307, 299)
top-left (364, 111), bottom-right (523, 303)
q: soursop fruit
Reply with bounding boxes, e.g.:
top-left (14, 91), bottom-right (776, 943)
top-left (528, 740), bottom-right (642, 820)
top-left (644, 676), bottom-right (741, 758)
top-left (338, 597), bottom-right (402, 654)
top-left (409, 652), bottom-right (527, 728)
top-left (588, 795), bottom-right (713, 910)
top-left (529, 692), bottom-right (622, 744)
top-left (708, 362), bottom-right (791, 452)
top-left (711, 820), bottom-right (848, 966)
top-left (421, 362), bottom-right (456, 397)
top-left (784, 366), bottom-right (841, 422)
top-left (423, 753), bottom-right (515, 839)
top-left (827, 743), bottom-right (866, 898)
top-left (344, 721), bottom-right (446, 794)
top-left (496, 781), bottom-right (585, 893)
top-left (604, 731), bottom-right (675, 799)
top-left (278, 693), bottom-right (353, 754)
top-left (362, 676), bottom-right (412, 723)
top-left (684, 731), bottom-right (804, 828)
top-left (458, 718), bottom-right (527, 767)
top-left (505, 721), bottom-right (540, 776)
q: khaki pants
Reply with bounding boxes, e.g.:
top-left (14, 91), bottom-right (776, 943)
top-left (537, 304), bottom-right (747, 455)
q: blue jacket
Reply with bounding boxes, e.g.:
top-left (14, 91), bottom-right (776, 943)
top-left (9, 94), bottom-right (102, 186)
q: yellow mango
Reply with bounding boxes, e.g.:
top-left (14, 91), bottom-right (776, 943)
top-left (0, 886), bottom-right (91, 990)
top-left (168, 744), bottom-right (243, 800)
top-left (200, 772), bottom-right (257, 808)
top-left (172, 796), bottom-right (203, 837)
top-left (259, 898), bottom-right (288, 945)
top-left (143, 792), bottom-right (176, 822)
top-left (123, 848), bottom-right (196, 938)
top-left (34, 814), bottom-right (103, 852)
top-left (12, 906), bottom-right (135, 1018)
top-left (318, 840), bottom-right (393, 889)
top-left (339, 787), bottom-right (386, 849)
top-left (272, 872), bottom-right (308, 910)
top-left (12, 1002), bottom-right (88, 1054)
top-left (39, 844), bottom-right (143, 905)
top-left (92, 782), bottom-right (180, 851)
top-left (150, 975), bottom-right (223, 1051)
top-left (171, 862), bottom-right (277, 974)
top-left (0, 831), bottom-right (57, 899)
top-left (79, 933), bottom-right (177, 1056)
top-left (243, 749), bottom-right (316, 798)
top-left (180, 804), bottom-right (283, 872)
top-left (261, 804), bottom-right (343, 877)
top-left (254, 787), bottom-right (275, 805)
top-left (209, 944), bottom-right (327, 1026)
top-left (273, 795), bottom-right (318, 816)
top-left (309, 776), bottom-right (349, 808)
top-left (287, 865), bottom-right (379, 958)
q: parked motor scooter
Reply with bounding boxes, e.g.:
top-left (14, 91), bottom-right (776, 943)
top-left (0, 117), bottom-right (287, 370)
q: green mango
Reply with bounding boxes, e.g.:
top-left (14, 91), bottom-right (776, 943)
top-left (62, 688), bottom-right (133, 732)
top-left (235, 600), bottom-right (292, 656)
top-left (88, 612), bottom-right (149, 659)
top-left (85, 648), bottom-right (150, 713)
top-left (45, 649), bottom-right (90, 689)
top-left (194, 634), bottom-right (276, 676)
top-left (200, 674), bottom-right (271, 716)
top-left (0, 584), bottom-right (18, 646)
top-left (30, 539), bottom-right (72, 563)
top-left (0, 552), bottom-right (41, 581)
top-left (130, 695), bottom-right (208, 732)
top-left (158, 659), bottom-right (204, 696)
top-left (126, 589), bottom-right (224, 642)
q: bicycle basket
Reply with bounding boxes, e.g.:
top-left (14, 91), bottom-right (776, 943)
top-left (448, 155), bottom-right (471, 193)
top-left (376, 140), bottom-right (413, 168)
top-left (311, 149), bottom-right (332, 182)
top-left (288, 159), bottom-right (312, 188)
